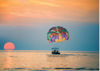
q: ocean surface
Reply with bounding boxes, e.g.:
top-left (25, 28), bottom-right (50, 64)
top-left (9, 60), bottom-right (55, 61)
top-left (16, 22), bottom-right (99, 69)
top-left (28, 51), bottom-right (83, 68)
top-left (0, 50), bottom-right (99, 71)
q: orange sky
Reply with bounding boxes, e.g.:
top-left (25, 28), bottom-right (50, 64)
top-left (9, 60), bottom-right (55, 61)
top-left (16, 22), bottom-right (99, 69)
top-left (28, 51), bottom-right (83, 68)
top-left (0, 0), bottom-right (99, 26)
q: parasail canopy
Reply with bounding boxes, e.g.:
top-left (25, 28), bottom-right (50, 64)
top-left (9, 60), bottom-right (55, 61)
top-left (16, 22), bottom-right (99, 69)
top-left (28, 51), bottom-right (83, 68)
top-left (47, 26), bottom-right (69, 43)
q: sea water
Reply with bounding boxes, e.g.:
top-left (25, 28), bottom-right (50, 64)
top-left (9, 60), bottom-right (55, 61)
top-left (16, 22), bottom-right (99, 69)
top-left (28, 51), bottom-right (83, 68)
top-left (0, 50), bottom-right (99, 71)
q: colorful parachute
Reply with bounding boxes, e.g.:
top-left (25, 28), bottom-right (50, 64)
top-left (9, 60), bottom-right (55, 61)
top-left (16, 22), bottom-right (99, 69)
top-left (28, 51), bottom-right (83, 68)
top-left (47, 26), bottom-right (69, 43)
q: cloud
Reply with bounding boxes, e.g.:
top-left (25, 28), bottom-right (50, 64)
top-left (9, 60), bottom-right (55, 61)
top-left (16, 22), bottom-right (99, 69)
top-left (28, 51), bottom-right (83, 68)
top-left (0, 0), bottom-right (99, 26)
top-left (33, 0), bottom-right (60, 7)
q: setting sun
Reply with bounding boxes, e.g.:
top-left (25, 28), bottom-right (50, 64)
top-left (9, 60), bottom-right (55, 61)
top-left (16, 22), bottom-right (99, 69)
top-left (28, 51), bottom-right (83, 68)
top-left (4, 42), bottom-right (15, 50)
